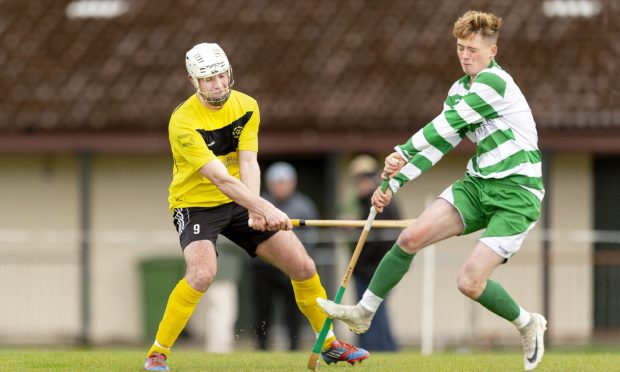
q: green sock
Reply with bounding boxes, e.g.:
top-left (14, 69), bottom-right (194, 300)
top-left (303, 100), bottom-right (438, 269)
top-left (368, 243), bottom-right (415, 298)
top-left (475, 280), bottom-right (520, 321)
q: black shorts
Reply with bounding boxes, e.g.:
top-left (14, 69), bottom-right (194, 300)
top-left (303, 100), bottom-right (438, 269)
top-left (172, 202), bottom-right (276, 256)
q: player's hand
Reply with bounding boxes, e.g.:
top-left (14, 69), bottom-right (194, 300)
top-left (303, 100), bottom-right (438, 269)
top-left (263, 205), bottom-right (293, 231)
top-left (383, 152), bottom-right (406, 178)
top-left (248, 211), bottom-right (267, 231)
top-left (371, 185), bottom-right (393, 213)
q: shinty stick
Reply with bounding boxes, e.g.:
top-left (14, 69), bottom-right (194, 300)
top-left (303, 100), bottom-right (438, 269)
top-left (291, 218), bottom-right (414, 229)
top-left (248, 218), bottom-right (414, 229)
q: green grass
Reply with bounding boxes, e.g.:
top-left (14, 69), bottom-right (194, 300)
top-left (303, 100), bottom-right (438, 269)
top-left (0, 348), bottom-right (619, 371)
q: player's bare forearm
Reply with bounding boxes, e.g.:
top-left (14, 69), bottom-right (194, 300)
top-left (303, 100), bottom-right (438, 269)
top-left (199, 160), bottom-right (268, 215)
top-left (199, 160), bottom-right (292, 231)
top-left (239, 150), bottom-right (261, 195)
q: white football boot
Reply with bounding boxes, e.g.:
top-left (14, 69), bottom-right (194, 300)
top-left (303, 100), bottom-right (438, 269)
top-left (519, 313), bottom-right (547, 371)
top-left (316, 298), bottom-right (375, 334)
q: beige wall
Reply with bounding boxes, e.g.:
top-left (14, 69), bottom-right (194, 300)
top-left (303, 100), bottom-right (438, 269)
top-left (0, 152), bottom-right (593, 347)
top-left (548, 153), bottom-right (593, 343)
top-left (0, 156), bottom-right (81, 342)
top-left (89, 155), bottom-right (178, 344)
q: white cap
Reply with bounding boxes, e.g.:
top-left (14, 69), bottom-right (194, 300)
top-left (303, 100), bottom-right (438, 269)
top-left (265, 162), bottom-right (297, 183)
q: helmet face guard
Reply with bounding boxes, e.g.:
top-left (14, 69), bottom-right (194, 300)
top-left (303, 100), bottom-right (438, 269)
top-left (190, 67), bottom-right (234, 106)
top-left (186, 43), bottom-right (235, 106)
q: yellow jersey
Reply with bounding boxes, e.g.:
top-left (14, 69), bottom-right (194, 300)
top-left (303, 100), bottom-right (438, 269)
top-left (168, 90), bottom-right (260, 211)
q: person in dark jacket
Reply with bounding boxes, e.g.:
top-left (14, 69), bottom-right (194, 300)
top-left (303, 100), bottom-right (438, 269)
top-left (252, 162), bottom-right (319, 350)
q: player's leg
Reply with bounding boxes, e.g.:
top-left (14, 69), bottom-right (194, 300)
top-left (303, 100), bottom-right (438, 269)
top-left (460, 239), bottom-right (546, 371)
top-left (256, 231), bottom-right (329, 340)
top-left (257, 230), bottom-right (369, 364)
top-left (145, 240), bottom-right (216, 370)
top-left (461, 185), bottom-right (545, 371)
top-left (457, 240), bottom-right (515, 311)
top-left (318, 197), bottom-right (464, 333)
top-left (150, 241), bottom-right (216, 349)
top-left (145, 206), bottom-right (227, 371)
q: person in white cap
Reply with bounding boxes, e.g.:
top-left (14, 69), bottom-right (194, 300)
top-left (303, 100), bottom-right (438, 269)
top-left (143, 43), bottom-right (368, 371)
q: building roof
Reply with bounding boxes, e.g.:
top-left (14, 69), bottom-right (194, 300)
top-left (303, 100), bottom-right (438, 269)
top-left (0, 0), bottom-right (618, 153)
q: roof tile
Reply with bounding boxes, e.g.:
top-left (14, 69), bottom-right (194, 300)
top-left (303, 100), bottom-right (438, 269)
top-left (0, 0), bottom-right (618, 133)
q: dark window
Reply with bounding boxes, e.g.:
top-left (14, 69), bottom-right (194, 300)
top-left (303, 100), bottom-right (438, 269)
top-left (593, 156), bottom-right (620, 329)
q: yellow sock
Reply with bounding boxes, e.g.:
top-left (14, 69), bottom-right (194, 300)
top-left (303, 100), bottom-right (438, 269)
top-left (291, 273), bottom-right (337, 351)
top-left (147, 278), bottom-right (203, 358)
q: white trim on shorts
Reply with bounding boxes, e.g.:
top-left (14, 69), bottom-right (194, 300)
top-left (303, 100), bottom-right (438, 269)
top-left (480, 221), bottom-right (537, 259)
top-left (438, 184), bottom-right (466, 235)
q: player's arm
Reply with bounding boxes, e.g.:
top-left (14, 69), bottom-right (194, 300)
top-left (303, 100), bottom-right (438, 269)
top-left (238, 150), bottom-right (266, 229)
top-left (372, 115), bottom-right (466, 211)
top-left (199, 159), bottom-right (291, 231)
top-left (238, 150), bottom-right (260, 195)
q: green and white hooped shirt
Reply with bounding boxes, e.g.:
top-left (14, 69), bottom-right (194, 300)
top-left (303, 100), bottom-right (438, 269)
top-left (391, 60), bottom-right (544, 201)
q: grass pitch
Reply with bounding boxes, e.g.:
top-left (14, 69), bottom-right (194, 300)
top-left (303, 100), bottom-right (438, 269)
top-left (0, 348), bottom-right (618, 371)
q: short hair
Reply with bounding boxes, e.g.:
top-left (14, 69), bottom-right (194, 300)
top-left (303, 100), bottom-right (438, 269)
top-left (453, 10), bottom-right (503, 43)
top-left (265, 161), bottom-right (297, 183)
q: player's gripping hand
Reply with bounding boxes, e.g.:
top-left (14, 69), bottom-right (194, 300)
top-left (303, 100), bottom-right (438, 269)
top-left (383, 152), bottom-right (406, 178)
top-left (263, 205), bottom-right (293, 231)
top-left (371, 185), bottom-right (393, 213)
top-left (249, 204), bottom-right (292, 232)
top-left (248, 211), bottom-right (267, 231)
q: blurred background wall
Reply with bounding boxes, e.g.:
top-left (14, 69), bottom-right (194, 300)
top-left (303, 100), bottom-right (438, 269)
top-left (0, 0), bottom-right (618, 350)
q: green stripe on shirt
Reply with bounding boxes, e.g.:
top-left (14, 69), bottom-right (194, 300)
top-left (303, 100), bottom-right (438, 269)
top-left (477, 128), bottom-right (516, 154)
top-left (444, 109), bottom-right (468, 129)
top-left (463, 93), bottom-right (500, 120)
top-left (423, 124), bottom-right (453, 154)
top-left (475, 72), bottom-right (507, 98)
top-left (411, 153), bottom-right (433, 172)
top-left (478, 150), bottom-right (541, 176)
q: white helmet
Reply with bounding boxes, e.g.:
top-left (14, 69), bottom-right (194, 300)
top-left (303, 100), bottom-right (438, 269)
top-left (185, 43), bottom-right (234, 106)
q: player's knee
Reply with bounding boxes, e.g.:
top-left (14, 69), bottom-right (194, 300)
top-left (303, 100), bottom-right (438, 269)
top-left (456, 271), bottom-right (483, 299)
top-left (294, 257), bottom-right (316, 281)
top-left (398, 224), bottom-right (432, 253)
top-left (186, 266), bottom-right (216, 292)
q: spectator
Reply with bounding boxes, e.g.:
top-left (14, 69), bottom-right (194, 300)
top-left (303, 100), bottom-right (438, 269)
top-left (252, 162), bottom-right (319, 350)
